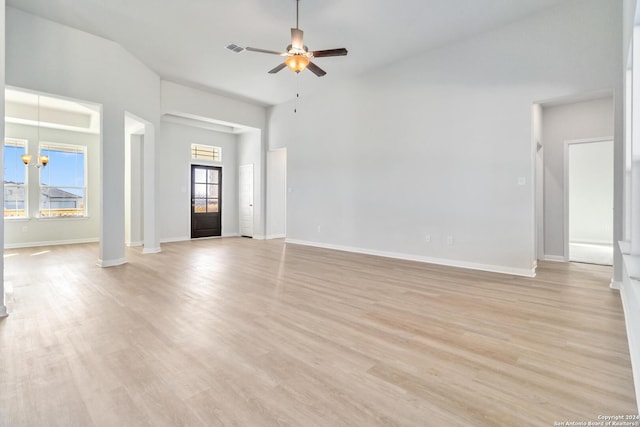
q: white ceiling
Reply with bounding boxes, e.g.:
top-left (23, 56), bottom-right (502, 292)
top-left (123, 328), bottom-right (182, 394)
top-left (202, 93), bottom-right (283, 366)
top-left (6, 0), bottom-right (567, 106)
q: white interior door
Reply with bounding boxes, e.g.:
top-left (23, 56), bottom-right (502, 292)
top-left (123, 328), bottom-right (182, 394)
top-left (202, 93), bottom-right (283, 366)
top-left (239, 164), bottom-right (254, 237)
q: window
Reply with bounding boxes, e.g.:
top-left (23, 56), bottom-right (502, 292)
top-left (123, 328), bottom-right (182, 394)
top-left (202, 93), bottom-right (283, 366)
top-left (4, 139), bottom-right (27, 218)
top-left (39, 143), bottom-right (86, 217)
top-left (191, 144), bottom-right (221, 162)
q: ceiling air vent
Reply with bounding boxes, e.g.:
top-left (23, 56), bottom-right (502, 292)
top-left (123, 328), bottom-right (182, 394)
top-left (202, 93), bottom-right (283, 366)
top-left (225, 43), bottom-right (245, 53)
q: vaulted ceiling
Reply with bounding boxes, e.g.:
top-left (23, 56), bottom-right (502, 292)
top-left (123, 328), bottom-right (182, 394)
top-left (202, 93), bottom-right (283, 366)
top-left (6, 0), bottom-right (567, 106)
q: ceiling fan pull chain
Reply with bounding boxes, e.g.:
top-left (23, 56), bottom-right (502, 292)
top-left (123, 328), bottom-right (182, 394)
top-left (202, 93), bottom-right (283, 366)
top-left (294, 73), bottom-right (300, 113)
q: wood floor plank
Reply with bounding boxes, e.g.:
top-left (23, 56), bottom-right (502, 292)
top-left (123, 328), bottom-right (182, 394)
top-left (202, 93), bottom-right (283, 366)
top-left (0, 238), bottom-right (636, 426)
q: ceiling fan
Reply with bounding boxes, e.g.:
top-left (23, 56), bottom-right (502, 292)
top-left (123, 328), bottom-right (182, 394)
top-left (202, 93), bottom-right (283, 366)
top-left (245, 0), bottom-right (348, 77)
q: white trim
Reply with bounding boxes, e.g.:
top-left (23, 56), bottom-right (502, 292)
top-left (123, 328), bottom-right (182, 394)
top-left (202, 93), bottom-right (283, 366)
top-left (36, 216), bottom-right (90, 221)
top-left (142, 247), bottom-right (162, 254)
top-left (266, 234), bottom-right (286, 240)
top-left (542, 255), bottom-right (567, 262)
top-left (252, 235), bottom-right (266, 240)
top-left (4, 237), bottom-right (99, 249)
top-left (160, 236), bottom-right (190, 243)
top-left (126, 241), bottom-right (143, 247)
top-left (620, 252), bottom-right (640, 414)
top-left (188, 235), bottom-right (222, 241)
top-left (97, 257), bottom-right (127, 268)
top-left (610, 279), bottom-right (621, 290)
top-left (161, 234), bottom-right (239, 244)
top-left (0, 305), bottom-right (7, 318)
top-left (285, 239), bottom-right (536, 278)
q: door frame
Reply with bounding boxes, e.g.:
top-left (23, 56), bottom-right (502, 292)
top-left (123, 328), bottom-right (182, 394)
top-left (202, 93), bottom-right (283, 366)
top-left (190, 164), bottom-right (222, 239)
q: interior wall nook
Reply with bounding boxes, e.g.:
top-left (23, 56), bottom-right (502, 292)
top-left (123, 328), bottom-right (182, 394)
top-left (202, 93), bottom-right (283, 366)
top-left (537, 95), bottom-right (614, 263)
top-left (4, 87), bottom-right (102, 249)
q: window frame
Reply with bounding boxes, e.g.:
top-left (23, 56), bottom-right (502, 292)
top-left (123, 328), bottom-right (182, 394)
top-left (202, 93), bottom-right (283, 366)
top-left (4, 138), bottom-right (28, 219)
top-left (38, 141), bottom-right (88, 219)
top-left (191, 143), bottom-right (222, 163)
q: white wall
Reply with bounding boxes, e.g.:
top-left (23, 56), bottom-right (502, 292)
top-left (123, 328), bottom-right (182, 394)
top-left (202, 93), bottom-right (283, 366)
top-left (125, 132), bottom-right (144, 247)
top-left (161, 81), bottom-right (265, 131)
top-left (238, 130), bottom-right (264, 238)
top-left (533, 104), bottom-right (544, 261)
top-left (268, 0), bottom-right (622, 276)
top-left (1, 0), bottom-right (7, 317)
top-left (6, 7), bottom-right (161, 266)
top-left (267, 149), bottom-right (286, 239)
top-left (4, 123), bottom-right (101, 247)
top-left (158, 121), bottom-right (238, 241)
top-left (542, 97), bottom-right (614, 258)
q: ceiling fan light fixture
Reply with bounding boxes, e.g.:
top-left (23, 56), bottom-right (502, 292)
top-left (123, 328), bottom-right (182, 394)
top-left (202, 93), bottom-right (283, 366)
top-left (244, 0), bottom-right (346, 77)
top-left (285, 55), bottom-right (309, 73)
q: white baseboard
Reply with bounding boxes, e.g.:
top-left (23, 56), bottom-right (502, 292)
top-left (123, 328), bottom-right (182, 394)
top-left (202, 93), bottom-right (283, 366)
top-left (161, 234), bottom-right (239, 244)
top-left (266, 234), bottom-right (286, 240)
top-left (610, 279), bottom-right (622, 290)
top-left (542, 255), bottom-right (567, 262)
top-left (285, 239), bottom-right (536, 278)
top-left (252, 235), bottom-right (266, 240)
top-left (160, 236), bottom-right (190, 244)
top-left (142, 247), bottom-right (162, 254)
top-left (126, 241), bottom-right (143, 247)
top-left (4, 237), bottom-right (99, 250)
top-left (97, 257), bottom-right (127, 268)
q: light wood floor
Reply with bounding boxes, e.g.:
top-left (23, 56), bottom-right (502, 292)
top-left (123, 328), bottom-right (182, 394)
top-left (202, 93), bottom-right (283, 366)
top-left (0, 238), bottom-right (636, 426)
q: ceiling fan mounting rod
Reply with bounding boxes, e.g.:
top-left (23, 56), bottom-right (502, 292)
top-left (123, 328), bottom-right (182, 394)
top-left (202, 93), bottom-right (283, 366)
top-left (296, 0), bottom-right (299, 29)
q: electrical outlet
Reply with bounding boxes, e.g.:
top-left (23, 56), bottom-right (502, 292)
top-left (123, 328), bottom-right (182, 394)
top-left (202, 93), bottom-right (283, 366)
top-left (317, 225), bottom-right (321, 233)
top-left (425, 235), bottom-right (431, 243)
top-left (446, 236), bottom-right (454, 245)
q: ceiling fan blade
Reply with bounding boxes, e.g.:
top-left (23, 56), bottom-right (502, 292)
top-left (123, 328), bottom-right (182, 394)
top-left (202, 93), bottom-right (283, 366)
top-left (268, 63), bottom-right (287, 74)
top-left (246, 47), bottom-right (287, 56)
top-left (306, 61), bottom-right (326, 77)
top-left (310, 48), bottom-right (348, 58)
top-left (291, 28), bottom-right (304, 50)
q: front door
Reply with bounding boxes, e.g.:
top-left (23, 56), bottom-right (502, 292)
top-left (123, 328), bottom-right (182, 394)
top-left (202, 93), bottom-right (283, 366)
top-left (191, 165), bottom-right (221, 238)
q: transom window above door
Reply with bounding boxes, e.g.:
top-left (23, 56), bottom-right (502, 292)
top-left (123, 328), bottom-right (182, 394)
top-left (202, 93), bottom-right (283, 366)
top-left (191, 144), bottom-right (221, 162)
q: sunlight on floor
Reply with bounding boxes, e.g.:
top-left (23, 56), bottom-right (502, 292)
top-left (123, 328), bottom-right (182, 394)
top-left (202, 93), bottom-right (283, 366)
top-left (570, 243), bottom-right (613, 266)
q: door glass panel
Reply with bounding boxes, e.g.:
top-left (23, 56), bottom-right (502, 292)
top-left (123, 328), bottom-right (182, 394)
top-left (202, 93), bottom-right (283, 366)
top-left (208, 169), bottom-right (219, 184)
top-left (194, 168), bottom-right (206, 183)
top-left (207, 199), bottom-right (219, 213)
top-left (194, 183), bottom-right (207, 198)
top-left (207, 184), bottom-right (218, 198)
top-left (194, 199), bottom-right (206, 213)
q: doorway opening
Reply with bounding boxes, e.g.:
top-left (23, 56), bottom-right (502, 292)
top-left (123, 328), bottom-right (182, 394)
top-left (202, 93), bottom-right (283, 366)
top-left (566, 139), bottom-right (614, 265)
